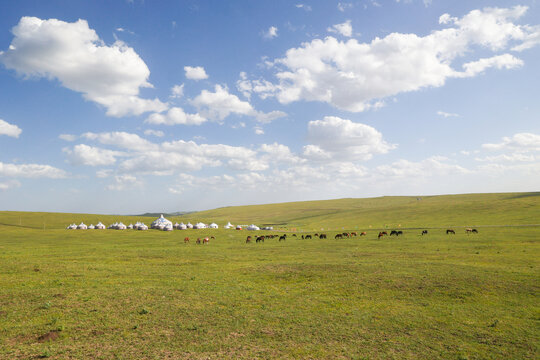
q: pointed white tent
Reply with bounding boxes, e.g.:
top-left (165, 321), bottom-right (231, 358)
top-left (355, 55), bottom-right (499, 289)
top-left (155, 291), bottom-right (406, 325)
top-left (95, 222), bottom-right (106, 230)
top-left (88, 224), bottom-right (95, 229)
top-left (247, 224), bottom-right (260, 231)
top-left (116, 222), bottom-right (127, 230)
top-left (127, 224), bottom-right (134, 229)
top-left (177, 222), bottom-right (187, 230)
top-left (209, 223), bottom-right (218, 229)
top-left (186, 222), bottom-right (194, 229)
top-left (77, 222), bottom-right (87, 230)
top-left (224, 222), bottom-right (233, 229)
top-left (151, 214), bottom-right (173, 230)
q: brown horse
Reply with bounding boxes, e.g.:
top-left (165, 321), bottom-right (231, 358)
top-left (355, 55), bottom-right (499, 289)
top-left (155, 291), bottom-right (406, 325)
top-left (360, 232), bottom-right (367, 236)
top-left (446, 229), bottom-right (455, 234)
top-left (378, 232), bottom-right (385, 239)
top-left (184, 237), bottom-right (190, 243)
top-left (246, 236), bottom-right (252, 243)
top-left (196, 238), bottom-right (201, 244)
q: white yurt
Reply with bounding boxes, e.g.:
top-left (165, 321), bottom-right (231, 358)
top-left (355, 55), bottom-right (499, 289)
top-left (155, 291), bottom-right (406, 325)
top-left (151, 215), bottom-right (173, 229)
top-left (186, 222), bottom-right (194, 229)
top-left (177, 222), bottom-right (187, 230)
top-left (117, 222), bottom-right (127, 230)
top-left (163, 224), bottom-right (173, 231)
top-left (67, 223), bottom-right (77, 230)
top-left (247, 224), bottom-right (260, 231)
top-left (236, 225), bottom-right (243, 230)
top-left (137, 222), bottom-right (148, 230)
top-left (209, 223), bottom-right (218, 229)
top-left (88, 224), bottom-right (95, 229)
top-left (95, 222), bottom-right (106, 230)
top-left (77, 222), bottom-right (87, 230)
top-left (174, 222), bottom-right (180, 229)
top-left (127, 224), bottom-right (134, 229)
top-left (193, 222), bottom-right (207, 229)
top-left (224, 222), bottom-right (233, 229)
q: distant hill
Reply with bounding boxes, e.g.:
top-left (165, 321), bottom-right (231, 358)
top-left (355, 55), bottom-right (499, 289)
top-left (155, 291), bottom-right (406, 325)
top-left (0, 192), bottom-right (538, 230)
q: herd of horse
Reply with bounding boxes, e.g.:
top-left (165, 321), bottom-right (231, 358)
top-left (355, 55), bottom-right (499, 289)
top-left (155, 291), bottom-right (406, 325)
top-left (182, 228), bottom-right (479, 244)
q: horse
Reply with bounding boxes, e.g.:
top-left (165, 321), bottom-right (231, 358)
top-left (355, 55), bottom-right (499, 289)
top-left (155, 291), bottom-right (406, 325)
top-left (378, 232), bottom-right (385, 239)
top-left (279, 235), bottom-right (286, 241)
top-left (203, 237), bottom-right (209, 244)
top-left (305, 235), bottom-right (312, 239)
top-left (196, 238), bottom-right (201, 244)
top-left (335, 234), bottom-right (343, 239)
top-left (466, 228), bottom-right (473, 233)
top-left (360, 232), bottom-right (367, 236)
top-left (397, 230), bottom-right (403, 236)
top-left (472, 229), bottom-right (478, 233)
top-left (184, 237), bottom-right (190, 243)
top-left (246, 236), bottom-right (252, 243)
top-left (256, 236), bottom-right (265, 243)
top-left (319, 234), bottom-right (327, 239)
top-left (446, 229), bottom-right (455, 234)
top-left (421, 230), bottom-right (428, 235)
top-left (390, 230), bottom-right (398, 236)
top-left (350, 232), bottom-right (358, 237)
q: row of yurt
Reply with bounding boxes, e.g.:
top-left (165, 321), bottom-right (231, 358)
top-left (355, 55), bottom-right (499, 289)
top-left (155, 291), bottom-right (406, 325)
top-left (66, 222), bottom-right (107, 229)
top-left (151, 215), bottom-right (173, 231)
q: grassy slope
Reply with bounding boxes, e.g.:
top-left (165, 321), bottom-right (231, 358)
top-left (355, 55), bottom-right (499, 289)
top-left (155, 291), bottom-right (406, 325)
top-left (2, 192), bottom-right (539, 230)
top-left (0, 192), bottom-right (538, 359)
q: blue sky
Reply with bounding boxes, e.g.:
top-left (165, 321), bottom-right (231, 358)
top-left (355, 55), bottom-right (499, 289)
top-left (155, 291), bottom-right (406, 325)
top-left (0, 0), bottom-right (539, 214)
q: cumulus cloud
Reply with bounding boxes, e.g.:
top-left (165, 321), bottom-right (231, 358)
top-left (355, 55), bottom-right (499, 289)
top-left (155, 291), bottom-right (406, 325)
top-left (107, 174), bottom-right (140, 191)
top-left (240, 6), bottom-right (539, 112)
top-left (58, 134), bottom-right (77, 141)
top-left (64, 144), bottom-right (125, 166)
top-left (184, 66), bottom-right (208, 80)
top-left (482, 133), bottom-right (540, 152)
top-left (82, 131), bottom-right (157, 151)
top-left (145, 107), bottom-right (207, 126)
top-left (0, 119), bottom-right (22, 138)
top-left (254, 126), bottom-right (264, 135)
top-left (0, 162), bottom-right (67, 178)
top-left (295, 4), bottom-right (312, 11)
top-left (170, 84), bottom-right (184, 98)
top-left (304, 116), bottom-right (395, 161)
top-left (337, 3), bottom-right (353, 12)
top-left (375, 156), bottom-right (468, 177)
top-left (144, 129), bottom-right (165, 137)
top-left (263, 26), bottom-right (278, 39)
top-left (191, 85), bottom-right (285, 123)
top-left (327, 20), bottom-right (352, 37)
top-left (0, 17), bottom-right (167, 117)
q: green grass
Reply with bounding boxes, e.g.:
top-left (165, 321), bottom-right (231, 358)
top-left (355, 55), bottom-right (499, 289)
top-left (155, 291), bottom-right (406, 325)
top-left (0, 193), bottom-right (538, 359)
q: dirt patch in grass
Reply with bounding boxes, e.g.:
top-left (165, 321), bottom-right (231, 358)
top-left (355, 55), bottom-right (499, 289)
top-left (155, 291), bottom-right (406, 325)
top-left (52, 293), bottom-right (65, 299)
top-left (37, 330), bottom-right (60, 342)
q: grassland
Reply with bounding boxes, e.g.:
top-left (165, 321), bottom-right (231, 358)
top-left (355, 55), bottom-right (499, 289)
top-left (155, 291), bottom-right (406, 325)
top-left (0, 193), bottom-right (538, 359)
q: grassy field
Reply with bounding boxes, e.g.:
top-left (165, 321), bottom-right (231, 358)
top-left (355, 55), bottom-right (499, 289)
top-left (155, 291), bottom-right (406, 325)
top-left (0, 193), bottom-right (538, 359)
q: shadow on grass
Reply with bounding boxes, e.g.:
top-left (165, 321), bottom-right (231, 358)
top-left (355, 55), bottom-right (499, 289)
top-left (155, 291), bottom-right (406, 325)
top-left (506, 192), bottom-right (540, 199)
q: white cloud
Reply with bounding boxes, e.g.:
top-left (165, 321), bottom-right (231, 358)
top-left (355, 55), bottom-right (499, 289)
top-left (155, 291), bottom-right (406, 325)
top-left (170, 84), bottom-right (184, 98)
top-left (82, 131), bottom-right (157, 151)
top-left (0, 17), bottom-right (167, 117)
top-left (0, 162), bottom-right (67, 178)
top-left (0, 179), bottom-right (21, 190)
top-left (263, 26), bottom-right (278, 39)
top-left (184, 66), bottom-right (208, 80)
top-left (305, 116), bottom-right (395, 161)
top-left (437, 111), bottom-right (459, 118)
top-left (337, 3), bottom-right (353, 12)
top-left (254, 127), bottom-right (264, 135)
top-left (327, 20), bottom-right (352, 37)
top-left (475, 153), bottom-right (536, 163)
top-left (107, 174), bottom-right (140, 191)
top-left (145, 107), bottom-right (207, 126)
top-left (260, 143), bottom-right (303, 164)
top-left (144, 129), bottom-right (165, 137)
top-left (242, 6), bottom-right (539, 112)
top-left (0, 119), bottom-right (22, 138)
top-left (482, 133), bottom-right (540, 152)
top-left (191, 85), bottom-right (253, 121)
top-left (375, 156), bottom-right (468, 177)
top-left (295, 4), bottom-right (312, 11)
top-left (64, 144), bottom-right (124, 166)
top-left (59, 134), bottom-right (77, 141)
top-left (96, 169), bottom-right (112, 178)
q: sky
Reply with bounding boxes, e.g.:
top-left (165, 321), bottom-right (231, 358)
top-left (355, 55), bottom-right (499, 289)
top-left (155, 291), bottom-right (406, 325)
top-left (0, 0), bottom-right (539, 214)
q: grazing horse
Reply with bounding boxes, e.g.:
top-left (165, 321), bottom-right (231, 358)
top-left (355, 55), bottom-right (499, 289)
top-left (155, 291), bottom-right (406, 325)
top-left (279, 235), bottom-right (286, 241)
top-left (305, 235), bottom-right (312, 239)
top-left (360, 232), bottom-right (367, 236)
top-left (203, 237), bottom-right (209, 244)
top-left (397, 230), bottom-right (403, 236)
top-left (350, 232), bottom-right (358, 237)
top-left (421, 230), bottom-right (428, 235)
top-left (184, 237), bottom-right (190, 243)
top-left (210, 236), bottom-right (215, 239)
top-left (292, 234), bottom-right (297, 237)
top-left (466, 228), bottom-right (473, 233)
top-left (390, 230), bottom-right (398, 236)
top-left (378, 232), bottom-right (385, 239)
top-left (256, 236), bottom-right (265, 243)
top-left (472, 229), bottom-right (478, 233)
top-left (319, 233), bottom-right (327, 239)
top-left (246, 236), bottom-right (252, 243)
top-left (446, 229), bottom-right (455, 234)
top-left (196, 238), bottom-right (201, 244)
top-left (335, 234), bottom-right (343, 239)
